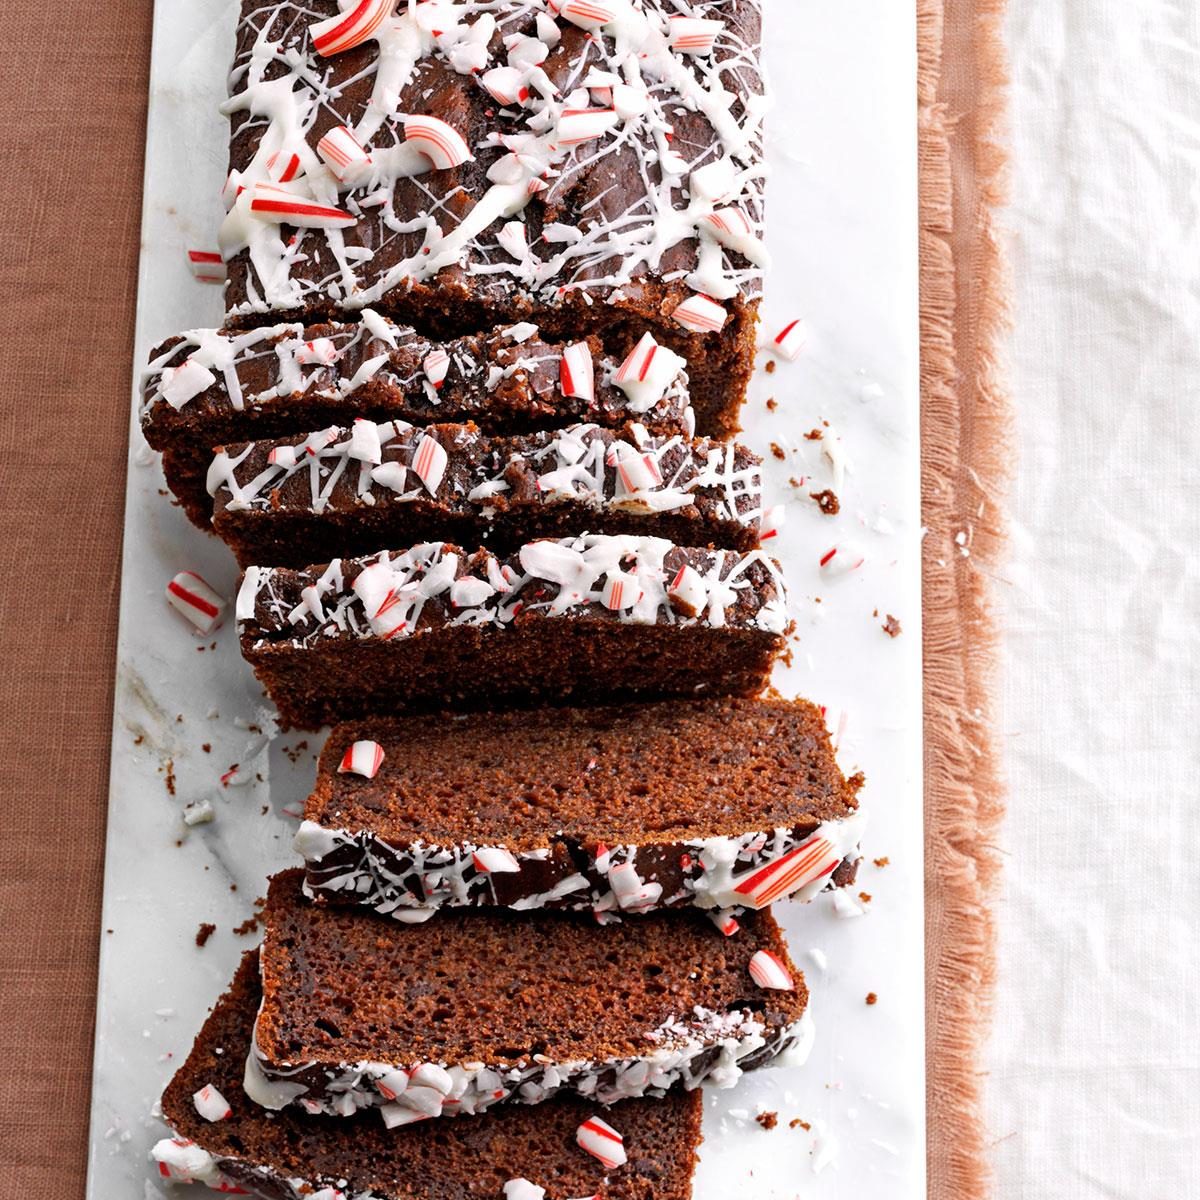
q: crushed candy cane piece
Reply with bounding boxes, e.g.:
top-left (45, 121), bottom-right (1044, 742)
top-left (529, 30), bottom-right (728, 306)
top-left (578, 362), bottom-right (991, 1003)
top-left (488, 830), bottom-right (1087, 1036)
top-left (576, 1115), bottom-right (627, 1169)
top-left (748, 949), bottom-right (795, 991)
top-left (556, 108), bottom-right (619, 147)
top-left (317, 124), bottom-right (372, 181)
top-left (338, 740), bottom-right (384, 779)
top-left (667, 563), bottom-right (708, 618)
top-left (412, 434), bottom-right (448, 494)
top-left (310, 0), bottom-right (391, 56)
top-left (166, 571), bottom-right (225, 634)
top-left (760, 504), bottom-right (784, 541)
top-left (550, 0), bottom-right (616, 32)
top-left (472, 846), bottom-right (521, 873)
top-left (192, 1084), bottom-right (232, 1122)
top-left (423, 348), bottom-right (451, 389)
top-left (185, 249), bottom-right (224, 283)
top-left (819, 543), bottom-right (866, 575)
top-left (249, 183), bottom-right (356, 229)
top-left (668, 15), bottom-right (723, 54)
top-left (771, 318), bottom-right (808, 361)
top-left (404, 114), bottom-right (473, 170)
top-left (559, 341), bottom-right (594, 402)
top-left (733, 835), bottom-right (841, 907)
top-left (671, 293), bottom-right (727, 333)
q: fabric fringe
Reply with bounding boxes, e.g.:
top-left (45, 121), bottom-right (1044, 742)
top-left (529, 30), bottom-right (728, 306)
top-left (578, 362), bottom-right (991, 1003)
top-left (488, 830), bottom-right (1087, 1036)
top-left (918, 2), bottom-right (1011, 1198)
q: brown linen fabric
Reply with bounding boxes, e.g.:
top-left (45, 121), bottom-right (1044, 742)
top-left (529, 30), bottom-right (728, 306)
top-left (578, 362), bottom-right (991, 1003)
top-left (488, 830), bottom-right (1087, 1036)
top-left (0, 3), bottom-right (152, 1197)
top-left (0, 3), bottom-right (1007, 1198)
top-left (919, 2), bottom-right (1010, 1198)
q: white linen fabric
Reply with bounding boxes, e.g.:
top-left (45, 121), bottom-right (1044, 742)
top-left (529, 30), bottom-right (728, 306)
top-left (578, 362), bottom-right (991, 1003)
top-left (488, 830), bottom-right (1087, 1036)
top-left (992, 2), bottom-right (1200, 1193)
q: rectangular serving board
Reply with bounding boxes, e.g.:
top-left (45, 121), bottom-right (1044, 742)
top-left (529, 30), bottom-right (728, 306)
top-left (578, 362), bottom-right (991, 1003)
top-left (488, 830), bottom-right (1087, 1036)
top-left (86, 2), bottom-right (924, 1197)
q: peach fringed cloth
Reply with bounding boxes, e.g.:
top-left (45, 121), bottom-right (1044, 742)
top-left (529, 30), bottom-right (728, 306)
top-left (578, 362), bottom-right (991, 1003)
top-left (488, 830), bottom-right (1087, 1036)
top-left (0, 3), bottom-right (1007, 1197)
top-left (919, 2), bottom-right (1009, 1199)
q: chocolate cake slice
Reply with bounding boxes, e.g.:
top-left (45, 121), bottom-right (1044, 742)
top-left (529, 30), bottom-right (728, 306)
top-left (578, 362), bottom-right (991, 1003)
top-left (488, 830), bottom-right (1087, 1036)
top-left (247, 871), bottom-right (811, 1124)
top-left (237, 534), bottom-right (789, 730)
top-left (210, 420), bottom-right (764, 568)
top-left (141, 316), bottom-right (692, 528)
top-left (220, 0), bottom-right (765, 435)
top-left (155, 951), bottom-right (703, 1200)
top-left (297, 697), bottom-right (864, 922)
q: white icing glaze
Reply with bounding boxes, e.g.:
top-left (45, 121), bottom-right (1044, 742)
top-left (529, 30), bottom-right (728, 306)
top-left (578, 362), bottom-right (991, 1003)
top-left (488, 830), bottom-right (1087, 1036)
top-left (295, 811), bottom-right (866, 919)
top-left (237, 533), bottom-right (789, 644)
top-left (219, 0), bottom-right (766, 316)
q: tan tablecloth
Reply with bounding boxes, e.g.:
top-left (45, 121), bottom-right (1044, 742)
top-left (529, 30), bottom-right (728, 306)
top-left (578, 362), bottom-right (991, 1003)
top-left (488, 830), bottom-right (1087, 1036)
top-left (0, 3), bottom-right (1006, 1196)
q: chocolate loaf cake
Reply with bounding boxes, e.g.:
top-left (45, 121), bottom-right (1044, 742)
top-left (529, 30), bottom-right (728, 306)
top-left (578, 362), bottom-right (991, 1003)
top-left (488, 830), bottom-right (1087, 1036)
top-left (237, 535), bottom-right (789, 729)
top-left (297, 697), bottom-right (864, 922)
top-left (211, 419), bottom-right (764, 567)
top-left (220, 0), bottom-right (766, 435)
top-left (142, 317), bottom-right (692, 528)
top-left (248, 870), bottom-right (811, 1123)
top-left (155, 951), bottom-right (703, 1200)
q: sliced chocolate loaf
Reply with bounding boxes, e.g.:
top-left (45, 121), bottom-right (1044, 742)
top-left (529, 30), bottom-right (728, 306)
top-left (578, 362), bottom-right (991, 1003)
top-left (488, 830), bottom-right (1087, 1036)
top-left (210, 420), bottom-right (764, 568)
top-left (221, 1), bottom-right (765, 435)
top-left (247, 871), bottom-right (810, 1124)
top-left (237, 535), bottom-right (789, 729)
top-left (298, 697), bottom-right (864, 922)
top-left (155, 951), bottom-right (703, 1200)
top-left (141, 317), bottom-right (692, 528)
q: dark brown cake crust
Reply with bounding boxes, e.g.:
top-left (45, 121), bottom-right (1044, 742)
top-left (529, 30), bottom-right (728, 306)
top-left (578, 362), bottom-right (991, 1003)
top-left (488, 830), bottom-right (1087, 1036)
top-left (298, 698), bottom-right (863, 918)
top-left (221, 1), bottom-right (766, 435)
top-left (159, 951), bottom-right (704, 1200)
top-left (142, 320), bottom-right (691, 529)
top-left (251, 871), bottom-right (808, 1120)
top-left (211, 420), bottom-right (763, 568)
top-left (237, 537), bottom-right (789, 730)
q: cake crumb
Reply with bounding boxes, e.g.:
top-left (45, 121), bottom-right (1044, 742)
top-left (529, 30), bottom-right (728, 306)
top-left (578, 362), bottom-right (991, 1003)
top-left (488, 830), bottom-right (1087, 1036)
top-left (201, 743), bottom-right (211, 754)
top-left (790, 1118), bottom-right (812, 1131)
top-left (769, 442), bottom-right (787, 461)
top-left (756, 1111), bottom-right (779, 1130)
top-left (882, 614), bottom-right (903, 638)
top-left (766, 397), bottom-right (778, 411)
top-left (232, 915), bottom-right (260, 937)
top-left (810, 489), bottom-right (839, 515)
top-left (803, 428), bottom-right (823, 441)
top-left (164, 759), bottom-right (176, 796)
top-left (859, 891), bottom-right (872, 903)
top-left (765, 359), bottom-right (776, 374)
top-left (866, 992), bottom-right (878, 1006)
top-left (195, 923), bottom-right (216, 948)
top-left (874, 856), bottom-right (890, 868)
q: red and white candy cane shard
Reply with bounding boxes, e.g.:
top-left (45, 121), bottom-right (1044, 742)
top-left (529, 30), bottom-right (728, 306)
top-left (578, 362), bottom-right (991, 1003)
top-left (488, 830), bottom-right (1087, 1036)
top-left (733, 835), bottom-right (841, 908)
top-left (614, 332), bottom-right (661, 385)
top-left (267, 150), bottom-right (302, 183)
top-left (699, 205), bottom-right (754, 242)
top-left (760, 504), bottom-right (784, 542)
top-left (671, 293), bottom-right (727, 333)
top-left (576, 1115), bottom-right (628, 1169)
top-left (472, 846), bottom-right (521, 873)
top-left (412, 433), bottom-right (449, 495)
top-left (481, 66), bottom-right (530, 107)
top-left (317, 124), bottom-right (371, 180)
top-left (496, 220), bottom-right (528, 260)
top-left (166, 571), bottom-right (226, 634)
top-left (748, 948), bottom-right (795, 991)
top-left (423, 347), bottom-right (451, 389)
top-left (668, 563), bottom-right (708, 618)
top-left (404, 114), bottom-right (473, 170)
top-left (667, 15), bottom-right (723, 54)
top-left (192, 1083), bottom-right (232, 1122)
top-left (295, 337), bottom-right (338, 365)
top-left (310, 0), bottom-right (392, 56)
top-left (555, 108), bottom-right (619, 147)
top-left (186, 249), bottom-right (225, 284)
top-left (710, 909), bottom-right (740, 937)
top-left (607, 862), bottom-right (662, 912)
top-left (611, 446), bottom-right (663, 492)
top-left (771, 318), bottom-right (808, 361)
top-left (550, 0), bottom-right (616, 31)
top-left (338, 739), bottom-right (385, 779)
top-left (249, 183), bottom-right (356, 229)
top-left (559, 341), bottom-right (595, 402)
top-left (819, 543), bottom-right (866, 575)
top-left (601, 573), bottom-right (637, 611)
